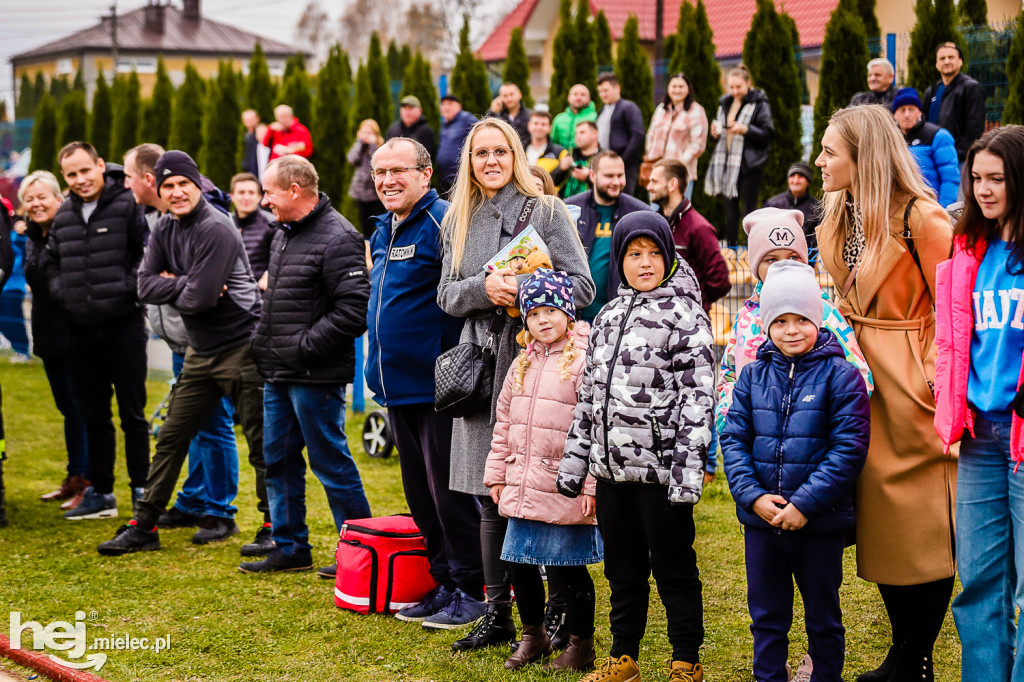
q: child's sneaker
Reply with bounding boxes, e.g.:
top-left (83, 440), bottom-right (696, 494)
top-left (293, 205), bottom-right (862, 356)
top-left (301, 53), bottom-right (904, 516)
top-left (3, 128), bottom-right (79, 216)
top-left (666, 660), bottom-right (703, 681)
top-left (580, 655), bottom-right (641, 682)
top-left (790, 655), bottom-right (812, 682)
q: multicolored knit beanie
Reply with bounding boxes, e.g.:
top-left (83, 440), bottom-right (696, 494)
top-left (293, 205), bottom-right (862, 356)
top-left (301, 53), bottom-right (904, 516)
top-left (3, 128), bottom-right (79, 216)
top-left (519, 268), bottom-right (576, 321)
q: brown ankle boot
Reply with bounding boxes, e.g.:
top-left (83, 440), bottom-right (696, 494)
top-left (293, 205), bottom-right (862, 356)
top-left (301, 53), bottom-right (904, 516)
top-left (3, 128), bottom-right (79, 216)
top-left (503, 624), bottom-right (552, 669)
top-left (42, 475), bottom-right (77, 501)
top-left (543, 635), bottom-right (596, 672)
top-left (60, 478), bottom-right (90, 510)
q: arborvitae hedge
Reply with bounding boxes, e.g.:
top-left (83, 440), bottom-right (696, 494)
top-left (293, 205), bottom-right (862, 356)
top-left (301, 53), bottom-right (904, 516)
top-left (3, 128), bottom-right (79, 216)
top-left (314, 44), bottom-right (352, 204)
top-left (614, 15), bottom-right (654, 124)
top-left (367, 33), bottom-right (395, 130)
top-left (57, 91), bottom-right (88, 150)
top-left (141, 57), bottom-right (173, 149)
top-left (959, 0), bottom-right (987, 27)
top-left (16, 74), bottom-right (36, 120)
top-left (1003, 10), bottom-right (1024, 124)
top-left (170, 62), bottom-right (205, 159)
top-left (594, 11), bottom-right (613, 71)
top-left (281, 55), bottom-right (313, 126)
top-left (89, 73), bottom-right (112, 159)
top-left (503, 28), bottom-right (534, 108)
top-left (110, 71), bottom-right (141, 162)
top-left (29, 95), bottom-right (57, 175)
top-left (548, 0), bottom-right (577, 114)
top-left (350, 63), bottom-right (375, 138)
top-left (402, 52), bottom-right (440, 134)
top-left (201, 62), bottom-right (241, 190)
top-left (246, 42), bottom-right (276, 123)
top-left (573, 0), bottom-right (596, 99)
top-left (449, 16), bottom-right (491, 117)
top-left (669, 1), bottom-right (695, 76)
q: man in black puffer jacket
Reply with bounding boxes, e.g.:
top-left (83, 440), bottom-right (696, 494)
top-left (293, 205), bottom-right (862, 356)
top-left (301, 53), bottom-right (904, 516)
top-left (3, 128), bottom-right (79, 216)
top-left (240, 155), bottom-right (371, 575)
top-left (98, 150), bottom-right (269, 557)
top-left (46, 142), bottom-right (150, 521)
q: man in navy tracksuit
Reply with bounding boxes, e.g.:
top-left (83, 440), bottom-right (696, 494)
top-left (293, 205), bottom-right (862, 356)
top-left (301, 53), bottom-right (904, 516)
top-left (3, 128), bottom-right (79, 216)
top-left (365, 137), bottom-right (485, 626)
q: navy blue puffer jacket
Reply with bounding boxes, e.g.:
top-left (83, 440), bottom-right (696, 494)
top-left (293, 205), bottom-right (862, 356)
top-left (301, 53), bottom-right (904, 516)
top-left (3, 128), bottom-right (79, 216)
top-left (721, 329), bottom-right (870, 534)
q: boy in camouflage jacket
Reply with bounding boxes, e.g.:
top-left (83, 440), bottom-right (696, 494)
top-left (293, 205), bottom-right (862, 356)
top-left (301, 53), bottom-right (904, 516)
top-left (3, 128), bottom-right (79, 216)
top-left (557, 211), bottom-right (714, 682)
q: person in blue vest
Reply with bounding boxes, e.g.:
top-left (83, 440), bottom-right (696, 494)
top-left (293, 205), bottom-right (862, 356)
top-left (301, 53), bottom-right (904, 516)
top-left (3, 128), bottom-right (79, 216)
top-left (365, 136), bottom-right (486, 628)
top-left (892, 88), bottom-right (960, 208)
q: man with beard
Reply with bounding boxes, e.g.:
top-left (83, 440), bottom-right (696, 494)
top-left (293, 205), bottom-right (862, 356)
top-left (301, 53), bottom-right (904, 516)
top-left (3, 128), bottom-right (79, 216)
top-left (565, 150), bottom-right (651, 321)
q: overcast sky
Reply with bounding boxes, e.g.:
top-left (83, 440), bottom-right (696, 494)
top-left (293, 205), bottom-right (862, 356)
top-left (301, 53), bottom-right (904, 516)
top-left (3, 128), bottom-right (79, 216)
top-left (0, 0), bottom-right (506, 114)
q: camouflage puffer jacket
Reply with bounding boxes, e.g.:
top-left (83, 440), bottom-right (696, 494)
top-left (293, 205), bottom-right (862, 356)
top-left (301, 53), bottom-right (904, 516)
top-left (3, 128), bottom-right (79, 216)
top-left (557, 260), bottom-right (715, 504)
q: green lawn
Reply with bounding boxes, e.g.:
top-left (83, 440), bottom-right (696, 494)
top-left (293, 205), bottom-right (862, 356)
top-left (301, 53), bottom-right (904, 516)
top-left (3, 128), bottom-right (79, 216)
top-left (0, 357), bottom-right (963, 681)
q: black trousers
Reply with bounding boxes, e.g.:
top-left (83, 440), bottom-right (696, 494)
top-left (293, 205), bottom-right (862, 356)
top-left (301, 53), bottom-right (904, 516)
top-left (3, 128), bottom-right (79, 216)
top-left (356, 199), bottom-right (385, 240)
top-left (67, 312), bottom-right (150, 495)
top-left (511, 562), bottom-right (596, 637)
top-left (479, 495), bottom-right (512, 604)
top-left (877, 577), bottom-right (955, 655)
top-left (388, 404), bottom-right (484, 599)
top-left (135, 343), bottom-right (268, 527)
top-left (596, 480), bottom-right (704, 663)
top-left (722, 168), bottom-right (763, 246)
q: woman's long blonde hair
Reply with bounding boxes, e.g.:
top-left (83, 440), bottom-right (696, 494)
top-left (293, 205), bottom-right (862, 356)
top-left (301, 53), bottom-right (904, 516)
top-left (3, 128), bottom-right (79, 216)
top-left (818, 105), bottom-right (940, 268)
top-left (513, 321), bottom-right (579, 393)
top-left (440, 118), bottom-right (548, 277)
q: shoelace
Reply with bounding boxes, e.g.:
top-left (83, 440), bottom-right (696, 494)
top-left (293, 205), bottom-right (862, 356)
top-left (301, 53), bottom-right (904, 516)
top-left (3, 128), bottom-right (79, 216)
top-left (441, 591), bottom-right (465, 617)
top-left (465, 609), bottom-right (495, 638)
top-left (663, 664), bottom-right (698, 682)
top-left (581, 657), bottom-right (619, 681)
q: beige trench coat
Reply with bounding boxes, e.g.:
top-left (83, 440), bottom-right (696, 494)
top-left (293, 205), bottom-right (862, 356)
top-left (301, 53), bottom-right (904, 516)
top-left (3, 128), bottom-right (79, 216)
top-left (817, 197), bottom-right (956, 585)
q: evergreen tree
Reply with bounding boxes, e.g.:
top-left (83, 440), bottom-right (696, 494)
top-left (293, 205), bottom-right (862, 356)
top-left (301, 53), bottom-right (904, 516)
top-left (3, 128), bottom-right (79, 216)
top-left (855, 0), bottom-right (882, 56)
top-left (89, 73), bottom-right (113, 158)
top-left (811, 3), bottom-right (869, 183)
top-left (201, 62), bottom-right (241, 189)
top-left (29, 95), bottom-right (58, 175)
top-left (387, 40), bottom-right (412, 82)
top-left (594, 11), bottom-right (613, 70)
top-left (784, 13), bottom-right (810, 105)
top-left (1003, 10), bottom-right (1024, 124)
top-left (907, 0), bottom-right (959, 94)
top-left (959, 0), bottom-right (987, 27)
top-left (110, 70), bottom-right (141, 161)
top-left (573, 0), bottom-right (597, 98)
top-left (367, 33), bottom-right (395, 130)
top-left (614, 16), bottom-right (655, 124)
top-left (16, 73), bottom-right (36, 120)
top-left (402, 52), bottom-right (440, 133)
top-left (449, 16), bottom-right (491, 116)
top-left (72, 68), bottom-right (86, 93)
top-left (668, 1), bottom-right (695, 76)
top-left (503, 28), bottom-right (534, 108)
top-left (141, 56), bottom-right (174, 148)
top-left (350, 62), bottom-right (375, 137)
top-left (49, 75), bottom-right (71, 105)
top-left (57, 90), bottom-right (89, 148)
top-left (246, 42), bottom-right (276, 122)
top-left (743, 0), bottom-right (804, 198)
top-left (548, 0), bottom-right (577, 114)
top-left (314, 44), bottom-right (352, 204)
top-left (170, 62), bottom-right (205, 159)
top-left (32, 73), bottom-right (47, 110)
top-left (281, 55), bottom-right (313, 125)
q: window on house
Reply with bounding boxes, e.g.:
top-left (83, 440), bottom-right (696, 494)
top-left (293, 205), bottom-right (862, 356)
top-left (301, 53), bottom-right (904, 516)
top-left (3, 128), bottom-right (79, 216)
top-left (116, 57), bottom-right (157, 74)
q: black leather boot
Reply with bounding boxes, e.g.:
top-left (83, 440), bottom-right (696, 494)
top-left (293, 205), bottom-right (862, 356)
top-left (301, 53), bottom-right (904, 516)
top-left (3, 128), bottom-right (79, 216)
top-left (451, 602), bottom-right (516, 651)
top-left (889, 650), bottom-right (934, 682)
top-left (856, 644), bottom-right (902, 682)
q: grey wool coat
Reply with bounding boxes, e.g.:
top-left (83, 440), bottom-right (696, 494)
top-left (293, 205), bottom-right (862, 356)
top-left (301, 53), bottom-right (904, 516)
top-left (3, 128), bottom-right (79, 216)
top-left (437, 183), bottom-right (595, 496)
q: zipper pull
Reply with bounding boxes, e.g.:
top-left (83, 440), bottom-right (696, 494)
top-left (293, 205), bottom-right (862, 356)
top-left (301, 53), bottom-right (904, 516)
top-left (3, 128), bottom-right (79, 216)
top-left (544, 345), bottom-right (550, 357)
top-left (339, 523), bottom-right (347, 540)
top-left (789, 362), bottom-right (795, 379)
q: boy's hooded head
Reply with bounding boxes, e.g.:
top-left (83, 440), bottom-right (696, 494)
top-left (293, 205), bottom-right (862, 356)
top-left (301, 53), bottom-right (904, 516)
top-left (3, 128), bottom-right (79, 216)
top-left (611, 211), bottom-right (676, 290)
top-left (760, 260), bottom-right (823, 330)
top-left (743, 207), bottom-right (808, 280)
top-left (519, 268), bottom-right (576, 321)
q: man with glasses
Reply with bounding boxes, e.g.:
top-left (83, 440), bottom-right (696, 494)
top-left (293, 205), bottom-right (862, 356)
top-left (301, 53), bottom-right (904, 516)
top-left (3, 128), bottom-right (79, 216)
top-left (239, 155), bottom-right (372, 575)
top-left (923, 42), bottom-right (985, 165)
top-left (365, 137), bottom-right (486, 627)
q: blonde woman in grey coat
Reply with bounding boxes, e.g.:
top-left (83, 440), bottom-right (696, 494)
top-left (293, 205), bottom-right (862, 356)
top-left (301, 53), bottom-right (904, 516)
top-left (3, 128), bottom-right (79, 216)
top-left (437, 118), bottom-right (595, 651)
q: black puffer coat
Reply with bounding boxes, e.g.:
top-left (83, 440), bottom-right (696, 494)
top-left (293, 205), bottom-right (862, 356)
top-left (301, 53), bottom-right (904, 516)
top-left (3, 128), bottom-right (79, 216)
top-left (44, 165), bottom-right (146, 328)
top-left (251, 193), bottom-right (369, 384)
top-left (24, 220), bottom-right (71, 358)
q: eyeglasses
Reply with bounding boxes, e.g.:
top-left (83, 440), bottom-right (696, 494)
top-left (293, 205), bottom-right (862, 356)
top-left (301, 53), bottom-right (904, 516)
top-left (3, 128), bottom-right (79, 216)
top-left (471, 146), bottom-right (512, 161)
top-left (370, 166), bottom-right (424, 179)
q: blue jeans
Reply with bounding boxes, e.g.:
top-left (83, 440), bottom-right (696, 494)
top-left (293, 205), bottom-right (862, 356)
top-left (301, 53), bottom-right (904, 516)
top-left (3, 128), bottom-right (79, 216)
top-left (952, 416), bottom-right (1024, 681)
top-left (171, 352), bottom-right (239, 519)
top-left (263, 382), bottom-right (371, 556)
top-left (41, 355), bottom-right (88, 477)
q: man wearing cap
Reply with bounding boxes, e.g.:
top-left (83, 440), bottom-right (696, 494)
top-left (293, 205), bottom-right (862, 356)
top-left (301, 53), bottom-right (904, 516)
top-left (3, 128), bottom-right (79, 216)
top-left (849, 58), bottom-right (898, 108)
top-left (485, 82), bottom-right (531, 147)
top-left (892, 88), bottom-right (960, 207)
top-left (98, 150), bottom-right (268, 556)
top-left (437, 95), bottom-right (478, 196)
top-left (387, 96), bottom-right (437, 160)
top-left (922, 42), bottom-right (985, 165)
top-left (762, 162), bottom-right (823, 249)
top-left (263, 105), bottom-right (314, 161)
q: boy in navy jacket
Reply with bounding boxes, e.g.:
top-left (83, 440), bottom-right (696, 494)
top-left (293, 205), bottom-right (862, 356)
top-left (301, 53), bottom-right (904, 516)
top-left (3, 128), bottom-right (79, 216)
top-left (722, 260), bottom-right (870, 682)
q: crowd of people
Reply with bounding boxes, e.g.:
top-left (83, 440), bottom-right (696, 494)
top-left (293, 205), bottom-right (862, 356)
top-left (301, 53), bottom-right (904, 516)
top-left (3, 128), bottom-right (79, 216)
top-left (0, 41), bottom-right (1014, 682)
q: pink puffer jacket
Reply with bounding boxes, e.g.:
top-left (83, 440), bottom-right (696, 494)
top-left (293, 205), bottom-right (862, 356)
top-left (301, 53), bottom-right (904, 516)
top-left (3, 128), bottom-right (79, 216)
top-left (934, 236), bottom-right (1024, 464)
top-left (484, 322), bottom-right (596, 525)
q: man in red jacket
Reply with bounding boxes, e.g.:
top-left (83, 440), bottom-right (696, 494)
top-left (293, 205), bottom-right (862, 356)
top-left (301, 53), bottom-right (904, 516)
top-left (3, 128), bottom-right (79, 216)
top-left (262, 105), bottom-right (313, 161)
top-left (647, 158), bottom-right (730, 312)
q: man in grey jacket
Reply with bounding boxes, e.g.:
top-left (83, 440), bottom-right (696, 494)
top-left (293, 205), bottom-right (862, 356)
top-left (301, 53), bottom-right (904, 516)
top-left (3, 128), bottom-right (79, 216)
top-left (98, 151), bottom-right (269, 556)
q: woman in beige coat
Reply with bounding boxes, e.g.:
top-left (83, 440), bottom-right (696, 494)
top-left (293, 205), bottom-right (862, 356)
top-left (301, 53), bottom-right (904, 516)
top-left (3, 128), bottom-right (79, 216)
top-left (815, 105), bottom-right (955, 682)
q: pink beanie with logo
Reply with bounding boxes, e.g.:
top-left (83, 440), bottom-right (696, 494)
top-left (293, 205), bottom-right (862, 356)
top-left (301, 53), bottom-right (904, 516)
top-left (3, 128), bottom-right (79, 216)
top-left (742, 207), bottom-right (809, 280)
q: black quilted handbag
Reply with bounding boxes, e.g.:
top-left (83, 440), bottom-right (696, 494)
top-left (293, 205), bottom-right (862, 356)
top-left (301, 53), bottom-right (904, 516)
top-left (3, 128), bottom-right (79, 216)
top-left (434, 311), bottom-right (503, 418)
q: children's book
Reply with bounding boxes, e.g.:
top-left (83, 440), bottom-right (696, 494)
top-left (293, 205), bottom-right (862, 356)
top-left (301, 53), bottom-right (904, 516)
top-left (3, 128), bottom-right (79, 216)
top-left (483, 225), bottom-right (551, 272)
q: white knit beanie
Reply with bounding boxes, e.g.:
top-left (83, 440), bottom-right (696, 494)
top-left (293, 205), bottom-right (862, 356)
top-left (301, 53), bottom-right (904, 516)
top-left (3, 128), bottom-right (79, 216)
top-left (760, 260), bottom-right (823, 329)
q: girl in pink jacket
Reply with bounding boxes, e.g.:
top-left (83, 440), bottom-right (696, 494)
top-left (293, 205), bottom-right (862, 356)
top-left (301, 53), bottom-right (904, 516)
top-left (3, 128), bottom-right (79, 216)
top-left (484, 268), bottom-right (601, 674)
top-left (933, 125), bottom-right (1024, 680)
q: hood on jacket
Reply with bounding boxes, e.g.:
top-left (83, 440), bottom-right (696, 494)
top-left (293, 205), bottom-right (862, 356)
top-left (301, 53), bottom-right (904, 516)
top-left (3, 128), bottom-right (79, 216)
top-left (611, 210), bottom-right (677, 287)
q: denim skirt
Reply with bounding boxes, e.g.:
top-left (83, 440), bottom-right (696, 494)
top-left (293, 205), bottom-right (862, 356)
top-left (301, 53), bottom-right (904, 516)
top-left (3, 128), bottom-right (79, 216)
top-left (501, 517), bottom-right (604, 566)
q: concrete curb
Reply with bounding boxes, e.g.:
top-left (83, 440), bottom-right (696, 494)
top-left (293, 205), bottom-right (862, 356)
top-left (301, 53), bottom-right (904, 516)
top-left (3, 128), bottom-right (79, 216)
top-left (0, 635), bottom-right (110, 682)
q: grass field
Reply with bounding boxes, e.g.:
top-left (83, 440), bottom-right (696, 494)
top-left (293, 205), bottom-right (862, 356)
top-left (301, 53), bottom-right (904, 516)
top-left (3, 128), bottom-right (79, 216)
top-left (0, 357), bottom-right (963, 681)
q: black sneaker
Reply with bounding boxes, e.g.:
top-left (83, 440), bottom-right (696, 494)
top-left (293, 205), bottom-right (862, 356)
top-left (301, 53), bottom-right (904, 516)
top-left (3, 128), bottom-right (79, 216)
top-left (157, 506), bottom-right (204, 529)
top-left (316, 564), bottom-right (337, 579)
top-left (240, 523), bottom-right (276, 557)
top-left (238, 548), bottom-right (313, 574)
top-left (192, 516), bottom-right (239, 545)
top-left (97, 522), bottom-right (160, 556)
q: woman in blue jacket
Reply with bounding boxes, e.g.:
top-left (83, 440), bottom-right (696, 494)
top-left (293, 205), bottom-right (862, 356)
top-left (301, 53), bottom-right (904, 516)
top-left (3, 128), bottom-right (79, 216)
top-left (893, 88), bottom-right (960, 207)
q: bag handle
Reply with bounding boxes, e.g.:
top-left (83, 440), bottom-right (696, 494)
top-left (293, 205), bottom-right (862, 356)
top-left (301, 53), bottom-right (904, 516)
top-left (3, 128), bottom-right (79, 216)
top-left (511, 197), bottom-right (537, 239)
